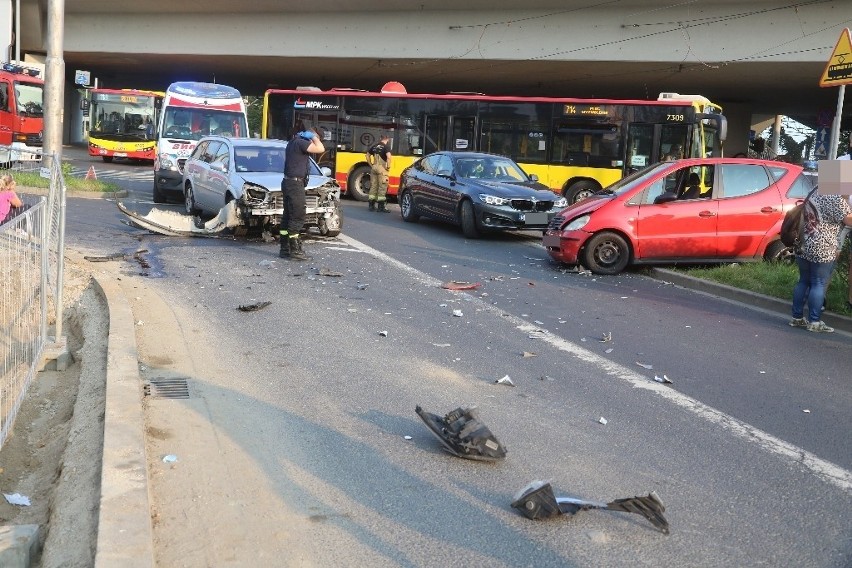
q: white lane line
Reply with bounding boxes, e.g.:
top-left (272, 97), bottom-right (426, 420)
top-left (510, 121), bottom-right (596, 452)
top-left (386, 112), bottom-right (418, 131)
top-left (338, 234), bottom-right (852, 494)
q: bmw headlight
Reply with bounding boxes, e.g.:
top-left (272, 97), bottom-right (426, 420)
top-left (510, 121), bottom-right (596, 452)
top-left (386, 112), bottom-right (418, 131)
top-left (554, 196), bottom-right (568, 208)
top-left (565, 215), bottom-right (590, 231)
top-left (479, 193), bottom-right (509, 206)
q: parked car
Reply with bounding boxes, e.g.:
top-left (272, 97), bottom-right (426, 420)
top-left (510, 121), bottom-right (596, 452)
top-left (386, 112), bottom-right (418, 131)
top-left (398, 151), bottom-right (567, 237)
top-left (182, 136), bottom-right (343, 237)
top-left (542, 158), bottom-right (813, 274)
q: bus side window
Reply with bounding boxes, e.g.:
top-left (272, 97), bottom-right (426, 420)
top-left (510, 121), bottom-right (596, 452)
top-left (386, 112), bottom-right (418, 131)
top-left (0, 83), bottom-right (8, 112)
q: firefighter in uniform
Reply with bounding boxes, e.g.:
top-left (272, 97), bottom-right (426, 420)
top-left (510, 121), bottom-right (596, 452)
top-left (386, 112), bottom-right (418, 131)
top-left (366, 134), bottom-right (392, 212)
top-left (279, 128), bottom-right (325, 260)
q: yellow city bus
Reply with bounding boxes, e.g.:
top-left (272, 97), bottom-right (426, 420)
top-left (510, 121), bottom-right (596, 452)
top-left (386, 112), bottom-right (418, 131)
top-left (88, 88), bottom-right (164, 162)
top-left (262, 83), bottom-right (726, 203)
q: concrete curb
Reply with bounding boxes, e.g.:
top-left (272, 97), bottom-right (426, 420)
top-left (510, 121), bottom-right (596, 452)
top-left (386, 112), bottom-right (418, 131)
top-left (89, 271), bottom-right (154, 567)
top-left (649, 268), bottom-right (852, 334)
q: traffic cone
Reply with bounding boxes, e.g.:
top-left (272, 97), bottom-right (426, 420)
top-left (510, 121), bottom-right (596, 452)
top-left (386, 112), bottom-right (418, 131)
top-left (85, 165), bottom-right (97, 180)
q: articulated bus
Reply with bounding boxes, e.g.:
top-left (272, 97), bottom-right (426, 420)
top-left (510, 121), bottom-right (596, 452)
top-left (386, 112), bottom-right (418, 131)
top-left (262, 83), bottom-right (726, 203)
top-left (87, 88), bottom-right (164, 162)
top-left (153, 82), bottom-right (248, 203)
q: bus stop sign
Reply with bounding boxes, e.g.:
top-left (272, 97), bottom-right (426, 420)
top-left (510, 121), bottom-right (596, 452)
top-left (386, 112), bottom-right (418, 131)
top-left (819, 28), bottom-right (852, 87)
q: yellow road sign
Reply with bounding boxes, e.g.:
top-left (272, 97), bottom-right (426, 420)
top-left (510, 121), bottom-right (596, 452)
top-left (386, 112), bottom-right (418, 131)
top-left (819, 28), bottom-right (852, 87)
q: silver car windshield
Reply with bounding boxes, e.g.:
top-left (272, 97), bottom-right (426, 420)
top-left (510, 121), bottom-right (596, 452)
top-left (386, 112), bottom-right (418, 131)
top-left (233, 145), bottom-right (322, 176)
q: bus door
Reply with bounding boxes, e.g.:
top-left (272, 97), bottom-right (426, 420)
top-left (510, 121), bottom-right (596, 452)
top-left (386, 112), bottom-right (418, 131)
top-left (424, 115), bottom-right (476, 154)
top-left (626, 123), bottom-right (691, 176)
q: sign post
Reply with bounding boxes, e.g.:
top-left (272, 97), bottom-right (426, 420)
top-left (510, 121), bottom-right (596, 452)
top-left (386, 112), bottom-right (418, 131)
top-left (818, 28), bottom-right (852, 159)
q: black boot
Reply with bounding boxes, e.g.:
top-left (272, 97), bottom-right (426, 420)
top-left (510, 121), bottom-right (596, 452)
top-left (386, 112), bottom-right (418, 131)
top-left (368, 200), bottom-right (376, 211)
top-left (377, 201), bottom-right (390, 213)
top-left (289, 236), bottom-right (310, 261)
top-left (278, 234), bottom-right (289, 258)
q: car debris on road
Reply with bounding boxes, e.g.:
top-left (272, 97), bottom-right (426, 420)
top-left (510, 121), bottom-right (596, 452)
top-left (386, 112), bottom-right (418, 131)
top-left (415, 405), bottom-right (507, 461)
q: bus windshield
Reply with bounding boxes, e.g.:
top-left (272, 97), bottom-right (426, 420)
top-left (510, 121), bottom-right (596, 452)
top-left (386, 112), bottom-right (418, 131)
top-left (161, 107), bottom-right (248, 141)
top-left (14, 82), bottom-right (43, 117)
top-left (91, 93), bottom-right (158, 141)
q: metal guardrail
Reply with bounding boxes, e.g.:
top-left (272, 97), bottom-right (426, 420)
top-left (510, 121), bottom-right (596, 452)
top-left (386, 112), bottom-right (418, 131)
top-left (0, 148), bottom-right (65, 450)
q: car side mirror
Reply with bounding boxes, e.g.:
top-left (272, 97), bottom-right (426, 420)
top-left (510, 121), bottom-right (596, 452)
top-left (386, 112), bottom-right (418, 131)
top-left (320, 166), bottom-right (332, 177)
top-left (529, 173), bottom-right (539, 182)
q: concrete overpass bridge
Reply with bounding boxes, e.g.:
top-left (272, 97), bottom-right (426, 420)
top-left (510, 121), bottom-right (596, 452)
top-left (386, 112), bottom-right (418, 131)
top-left (6, 0), bottom-right (852, 153)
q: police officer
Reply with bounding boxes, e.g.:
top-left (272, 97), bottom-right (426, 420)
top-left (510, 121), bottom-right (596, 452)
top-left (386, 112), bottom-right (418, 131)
top-left (280, 128), bottom-right (325, 260)
top-left (366, 134), bottom-right (392, 212)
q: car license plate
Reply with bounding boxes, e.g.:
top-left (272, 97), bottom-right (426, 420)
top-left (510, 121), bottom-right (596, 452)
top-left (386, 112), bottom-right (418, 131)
top-left (523, 212), bottom-right (548, 225)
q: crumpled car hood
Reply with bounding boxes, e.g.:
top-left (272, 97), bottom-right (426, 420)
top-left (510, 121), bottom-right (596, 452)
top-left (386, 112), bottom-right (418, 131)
top-left (239, 172), bottom-right (339, 193)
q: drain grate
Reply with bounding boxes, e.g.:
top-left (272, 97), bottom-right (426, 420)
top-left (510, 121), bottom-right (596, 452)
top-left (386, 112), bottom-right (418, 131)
top-left (144, 377), bottom-right (190, 399)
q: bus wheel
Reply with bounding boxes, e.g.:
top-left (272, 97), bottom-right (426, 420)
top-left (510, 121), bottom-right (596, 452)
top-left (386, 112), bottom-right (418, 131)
top-left (565, 180), bottom-right (600, 204)
top-left (102, 156), bottom-right (114, 163)
top-left (347, 166), bottom-right (372, 202)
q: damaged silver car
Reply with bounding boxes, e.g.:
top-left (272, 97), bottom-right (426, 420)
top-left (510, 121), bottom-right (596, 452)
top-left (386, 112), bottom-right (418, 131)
top-left (182, 136), bottom-right (342, 237)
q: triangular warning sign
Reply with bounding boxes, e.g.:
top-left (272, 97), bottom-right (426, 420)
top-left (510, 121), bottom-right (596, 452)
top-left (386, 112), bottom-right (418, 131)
top-left (85, 165), bottom-right (97, 180)
top-left (819, 27), bottom-right (852, 87)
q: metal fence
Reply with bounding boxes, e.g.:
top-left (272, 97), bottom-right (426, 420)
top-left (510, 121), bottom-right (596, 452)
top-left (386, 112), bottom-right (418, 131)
top-left (0, 149), bottom-right (65, 450)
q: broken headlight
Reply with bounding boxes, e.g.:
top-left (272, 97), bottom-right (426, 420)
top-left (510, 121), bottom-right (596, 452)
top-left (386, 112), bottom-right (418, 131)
top-left (242, 183), bottom-right (270, 205)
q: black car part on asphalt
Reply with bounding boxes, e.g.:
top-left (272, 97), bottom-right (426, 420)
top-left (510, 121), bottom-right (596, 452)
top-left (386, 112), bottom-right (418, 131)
top-left (415, 405), bottom-right (507, 461)
top-left (511, 480), bottom-right (670, 534)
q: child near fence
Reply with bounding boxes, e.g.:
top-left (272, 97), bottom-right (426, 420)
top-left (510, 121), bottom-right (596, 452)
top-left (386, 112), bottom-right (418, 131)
top-left (0, 174), bottom-right (26, 224)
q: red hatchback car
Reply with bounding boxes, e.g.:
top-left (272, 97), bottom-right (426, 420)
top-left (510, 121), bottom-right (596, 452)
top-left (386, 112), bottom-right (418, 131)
top-left (543, 158), bottom-right (814, 275)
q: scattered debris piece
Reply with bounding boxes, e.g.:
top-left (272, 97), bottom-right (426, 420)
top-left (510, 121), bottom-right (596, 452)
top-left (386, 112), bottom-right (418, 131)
top-left (356, 283), bottom-right (369, 290)
top-left (495, 375), bottom-right (515, 386)
top-left (431, 343), bottom-right (451, 347)
top-left (319, 268), bottom-right (343, 277)
top-left (404, 435), bottom-right (413, 440)
top-left (442, 281), bottom-right (483, 290)
top-left (653, 375), bottom-right (673, 384)
top-left (539, 375), bottom-right (554, 381)
top-left (510, 480), bottom-right (669, 534)
top-left (534, 320), bottom-right (544, 325)
top-left (803, 409), bottom-right (811, 413)
top-left (605, 348), bottom-right (614, 354)
top-left (83, 252), bottom-right (132, 262)
top-left (162, 454), bottom-right (178, 463)
top-left (258, 259), bottom-right (275, 268)
top-left (347, 308), bottom-right (357, 313)
top-left (237, 301), bottom-right (272, 312)
top-left (136, 320), bottom-right (143, 326)
top-left (415, 405), bottom-right (507, 460)
top-left (522, 351), bottom-right (537, 358)
top-left (452, 309), bottom-right (464, 317)
top-left (3, 493), bottom-right (30, 506)
top-left (598, 417), bottom-right (608, 425)
top-left (528, 330), bottom-right (547, 339)
top-left (379, 330), bottom-right (388, 337)
top-left (600, 332), bottom-right (612, 343)
top-left (636, 362), bottom-right (653, 370)
top-left (489, 275), bottom-right (505, 281)
top-left (528, 282), bottom-right (535, 286)
top-left (558, 319), bottom-right (567, 324)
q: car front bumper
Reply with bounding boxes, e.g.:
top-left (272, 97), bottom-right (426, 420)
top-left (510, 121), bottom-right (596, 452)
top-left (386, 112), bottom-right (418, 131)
top-left (474, 203), bottom-right (559, 231)
top-left (155, 170), bottom-right (184, 194)
top-left (543, 229), bottom-right (591, 264)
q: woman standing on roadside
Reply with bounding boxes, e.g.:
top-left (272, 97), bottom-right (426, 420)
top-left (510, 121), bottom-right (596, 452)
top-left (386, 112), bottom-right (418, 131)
top-left (790, 189), bottom-right (852, 333)
top-left (0, 174), bottom-right (24, 224)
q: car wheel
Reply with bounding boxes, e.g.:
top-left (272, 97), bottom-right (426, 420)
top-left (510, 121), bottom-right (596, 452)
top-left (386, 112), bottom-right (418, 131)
top-left (153, 181), bottom-right (166, 204)
top-left (565, 180), bottom-right (600, 204)
top-left (459, 199), bottom-right (480, 238)
top-left (582, 231), bottom-right (631, 275)
top-left (399, 189), bottom-right (420, 222)
top-left (184, 183), bottom-right (199, 215)
top-left (347, 165), bottom-right (372, 202)
top-left (318, 199), bottom-right (343, 237)
top-left (102, 156), bottom-right (114, 163)
top-left (764, 239), bottom-right (795, 263)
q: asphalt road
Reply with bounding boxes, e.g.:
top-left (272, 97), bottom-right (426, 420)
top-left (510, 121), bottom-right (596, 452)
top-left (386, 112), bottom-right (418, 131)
top-left (55, 158), bottom-right (852, 566)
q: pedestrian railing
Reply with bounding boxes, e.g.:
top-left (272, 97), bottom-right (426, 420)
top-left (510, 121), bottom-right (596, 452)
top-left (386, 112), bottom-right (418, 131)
top-left (0, 148), bottom-right (65, 450)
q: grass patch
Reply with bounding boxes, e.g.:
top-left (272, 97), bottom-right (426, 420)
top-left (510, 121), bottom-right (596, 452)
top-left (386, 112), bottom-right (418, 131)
top-left (678, 249), bottom-right (851, 316)
top-left (11, 163), bottom-right (123, 193)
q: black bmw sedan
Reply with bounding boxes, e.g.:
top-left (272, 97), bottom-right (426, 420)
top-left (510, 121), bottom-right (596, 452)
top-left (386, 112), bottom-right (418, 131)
top-left (398, 151), bottom-right (568, 238)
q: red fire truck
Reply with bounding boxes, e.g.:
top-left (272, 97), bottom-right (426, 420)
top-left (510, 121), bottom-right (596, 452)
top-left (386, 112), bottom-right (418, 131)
top-left (0, 63), bottom-right (44, 163)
